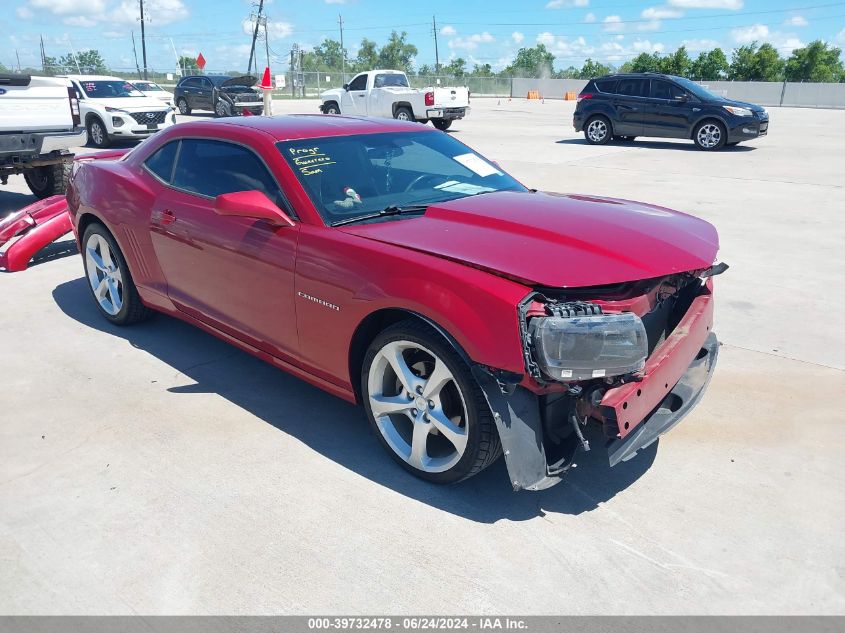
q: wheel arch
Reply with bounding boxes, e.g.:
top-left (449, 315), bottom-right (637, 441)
top-left (584, 109), bottom-right (616, 133)
top-left (392, 101), bottom-right (414, 117)
top-left (348, 308), bottom-right (472, 403)
top-left (690, 115), bottom-right (728, 140)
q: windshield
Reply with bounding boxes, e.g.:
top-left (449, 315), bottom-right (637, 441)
top-left (673, 77), bottom-right (720, 101)
top-left (78, 80), bottom-right (144, 98)
top-left (374, 73), bottom-right (409, 88)
top-left (134, 81), bottom-right (164, 91)
top-left (278, 131), bottom-right (526, 225)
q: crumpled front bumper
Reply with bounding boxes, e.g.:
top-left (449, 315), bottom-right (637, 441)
top-left (0, 195), bottom-right (71, 272)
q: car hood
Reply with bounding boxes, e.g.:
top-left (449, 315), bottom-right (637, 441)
top-left (339, 191), bottom-right (719, 288)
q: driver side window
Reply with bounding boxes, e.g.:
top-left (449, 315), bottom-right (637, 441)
top-left (348, 74), bottom-right (367, 91)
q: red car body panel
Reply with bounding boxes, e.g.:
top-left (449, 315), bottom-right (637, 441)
top-left (0, 195), bottom-right (71, 272)
top-left (340, 191), bottom-right (719, 288)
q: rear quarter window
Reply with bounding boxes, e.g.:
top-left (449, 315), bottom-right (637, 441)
top-left (595, 79), bottom-right (617, 93)
top-left (144, 141), bottom-right (179, 183)
top-left (617, 78), bottom-right (648, 97)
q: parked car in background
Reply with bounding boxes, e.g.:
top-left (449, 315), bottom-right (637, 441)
top-left (173, 75), bottom-right (263, 117)
top-left (67, 114), bottom-right (723, 491)
top-left (64, 75), bottom-right (176, 149)
top-left (319, 69), bottom-right (470, 130)
top-left (574, 72), bottom-right (769, 150)
top-left (0, 73), bottom-right (85, 198)
top-left (131, 80), bottom-right (174, 107)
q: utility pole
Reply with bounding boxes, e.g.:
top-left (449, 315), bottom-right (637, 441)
top-left (432, 15), bottom-right (440, 73)
top-left (338, 14), bottom-right (346, 81)
top-left (247, 0), bottom-right (265, 76)
top-left (139, 0), bottom-right (148, 79)
top-left (40, 36), bottom-right (46, 73)
top-left (15, 50), bottom-right (21, 72)
top-left (131, 32), bottom-right (143, 79)
top-left (264, 19), bottom-right (270, 70)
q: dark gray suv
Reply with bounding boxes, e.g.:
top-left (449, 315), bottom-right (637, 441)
top-left (573, 72), bottom-right (769, 150)
top-left (173, 75), bottom-right (263, 117)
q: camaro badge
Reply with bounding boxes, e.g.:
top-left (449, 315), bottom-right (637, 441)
top-left (297, 291), bottom-right (340, 311)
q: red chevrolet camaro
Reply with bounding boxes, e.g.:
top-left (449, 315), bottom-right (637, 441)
top-left (67, 115), bottom-right (723, 491)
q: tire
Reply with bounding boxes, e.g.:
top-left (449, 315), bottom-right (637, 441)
top-left (81, 222), bottom-right (154, 326)
top-left (431, 118), bottom-right (452, 131)
top-left (394, 106), bottom-right (414, 122)
top-left (214, 99), bottom-right (230, 118)
top-left (23, 163), bottom-right (70, 199)
top-left (324, 102), bottom-right (340, 115)
top-left (584, 115), bottom-right (611, 145)
top-left (87, 116), bottom-right (111, 148)
top-left (177, 98), bottom-right (191, 115)
top-left (362, 319), bottom-right (502, 484)
top-left (694, 120), bottom-right (727, 151)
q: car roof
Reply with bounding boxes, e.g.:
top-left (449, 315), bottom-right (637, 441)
top-left (593, 72), bottom-right (684, 81)
top-left (172, 114), bottom-right (434, 142)
top-left (62, 75), bottom-right (125, 81)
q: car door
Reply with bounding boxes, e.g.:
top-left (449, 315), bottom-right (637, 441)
top-left (611, 78), bottom-right (649, 136)
top-left (147, 138), bottom-right (301, 358)
top-left (180, 77), bottom-right (201, 108)
top-left (195, 77), bottom-right (214, 111)
top-left (343, 73), bottom-right (369, 115)
top-left (644, 79), bottom-right (694, 138)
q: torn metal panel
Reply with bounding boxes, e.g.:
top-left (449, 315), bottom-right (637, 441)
top-left (0, 195), bottom-right (71, 272)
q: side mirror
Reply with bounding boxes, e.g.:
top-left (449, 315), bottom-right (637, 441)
top-left (214, 190), bottom-right (295, 227)
top-left (675, 93), bottom-right (690, 102)
top-left (342, 83), bottom-right (349, 91)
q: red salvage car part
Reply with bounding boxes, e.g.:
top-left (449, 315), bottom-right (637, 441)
top-left (0, 195), bottom-right (71, 272)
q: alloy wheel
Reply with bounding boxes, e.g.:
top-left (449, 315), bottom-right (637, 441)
top-left (697, 123), bottom-right (721, 149)
top-left (85, 233), bottom-right (123, 316)
top-left (396, 111), bottom-right (411, 121)
top-left (587, 119), bottom-right (608, 142)
top-left (367, 340), bottom-right (469, 473)
top-left (90, 121), bottom-right (105, 146)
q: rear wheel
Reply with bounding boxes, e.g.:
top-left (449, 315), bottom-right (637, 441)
top-left (81, 223), bottom-right (153, 326)
top-left (431, 118), bottom-right (452, 131)
top-left (23, 163), bottom-right (70, 199)
top-left (584, 116), bottom-right (611, 145)
top-left (87, 116), bottom-right (111, 148)
top-left (394, 106), bottom-right (414, 122)
top-left (694, 120), bottom-right (727, 151)
top-left (177, 98), bottom-right (191, 115)
top-left (362, 320), bottom-right (501, 484)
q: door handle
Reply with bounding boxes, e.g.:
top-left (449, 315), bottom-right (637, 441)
top-left (357, 94), bottom-right (365, 97)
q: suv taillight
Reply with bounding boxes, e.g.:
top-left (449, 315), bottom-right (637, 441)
top-left (424, 91), bottom-right (434, 106)
top-left (577, 93), bottom-right (593, 102)
top-left (67, 87), bottom-right (81, 126)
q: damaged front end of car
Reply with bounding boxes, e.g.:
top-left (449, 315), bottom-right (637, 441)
top-left (474, 264), bottom-right (726, 491)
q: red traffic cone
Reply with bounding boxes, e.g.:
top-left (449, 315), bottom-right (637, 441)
top-left (242, 108), bottom-right (253, 116)
top-left (260, 66), bottom-right (272, 90)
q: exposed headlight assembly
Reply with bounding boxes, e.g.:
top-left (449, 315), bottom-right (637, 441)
top-left (530, 312), bottom-right (648, 382)
top-left (723, 105), bottom-right (753, 117)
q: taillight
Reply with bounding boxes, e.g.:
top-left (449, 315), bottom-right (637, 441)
top-left (468, 90), bottom-right (471, 103)
top-left (576, 93), bottom-right (593, 102)
top-left (424, 91), bottom-right (434, 106)
top-left (67, 87), bottom-right (81, 126)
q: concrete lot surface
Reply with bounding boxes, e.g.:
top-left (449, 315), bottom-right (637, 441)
top-left (1, 99), bottom-right (843, 614)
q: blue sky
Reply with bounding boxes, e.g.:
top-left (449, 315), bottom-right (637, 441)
top-left (3, 0), bottom-right (845, 74)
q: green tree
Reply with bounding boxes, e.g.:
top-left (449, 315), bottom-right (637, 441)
top-left (578, 58), bottom-right (612, 79)
top-left (376, 31), bottom-right (418, 72)
top-left (353, 38), bottom-right (379, 73)
top-left (417, 64), bottom-right (434, 75)
top-left (628, 52), bottom-right (662, 73)
top-left (303, 38), bottom-right (344, 72)
top-left (472, 63), bottom-right (494, 77)
top-left (690, 48), bottom-right (729, 80)
top-left (785, 40), bottom-right (844, 82)
top-left (59, 49), bottom-right (107, 74)
top-left (178, 55), bottom-right (199, 74)
top-left (504, 44), bottom-right (555, 77)
top-left (729, 42), bottom-right (784, 81)
top-left (443, 57), bottom-right (467, 77)
top-left (659, 46), bottom-right (691, 77)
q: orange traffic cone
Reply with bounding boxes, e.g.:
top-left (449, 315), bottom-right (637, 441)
top-left (260, 66), bottom-right (272, 90)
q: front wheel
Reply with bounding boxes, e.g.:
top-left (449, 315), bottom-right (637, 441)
top-left (431, 118), bottom-right (452, 131)
top-left (694, 120), bottom-right (727, 151)
top-left (362, 320), bottom-right (502, 484)
top-left (584, 116), bottom-right (611, 145)
top-left (87, 117), bottom-right (111, 148)
top-left (177, 98), bottom-right (191, 115)
top-left (23, 163), bottom-right (70, 199)
top-left (214, 99), bottom-right (230, 117)
top-left (394, 106), bottom-right (414, 122)
top-left (323, 102), bottom-right (340, 115)
top-left (81, 223), bottom-right (154, 325)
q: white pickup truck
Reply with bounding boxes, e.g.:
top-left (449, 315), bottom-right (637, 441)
top-left (0, 73), bottom-right (86, 199)
top-left (319, 69), bottom-right (470, 130)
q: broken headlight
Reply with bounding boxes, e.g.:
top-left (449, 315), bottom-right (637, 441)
top-left (530, 312), bottom-right (647, 381)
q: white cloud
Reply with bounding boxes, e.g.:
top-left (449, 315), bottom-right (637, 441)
top-left (102, 30), bottom-right (127, 40)
top-left (325, 0), bottom-right (346, 4)
top-left (632, 39), bottom-right (665, 53)
top-left (681, 38), bottom-right (721, 51)
top-left (111, 0), bottom-right (189, 26)
top-left (535, 33), bottom-right (593, 59)
top-left (642, 7), bottom-right (683, 19)
top-left (784, 16), bottom-right (808, 27)
top-left (448, 32), bottom-right (495, 51)
top-left (546, 0), bottom-right (589, 8)
top-left (584, 12), bottom-right (596, 23)
top-left (63, 16), bottom-right (98, 27)
top-left (511, 31), bottom-right (524, 44)
top-left (16, 6), bottom-right (34, 19)
top-left (837, 28), bottom-right (845, 44)
top-left (603, 15), bottom-right (624, 33)
top-left (668, 0), bottom-right (742, 8)
top-left (441, 25), bottom-right (457, 36)
top-left (27, 0), bottom-right (106, 16)
top-left (638, 20), bottom-right (662, 32)
top-left (242, 17), bottom-right (293, 39)
top-left (732, 23), bottom-right (769, 44)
